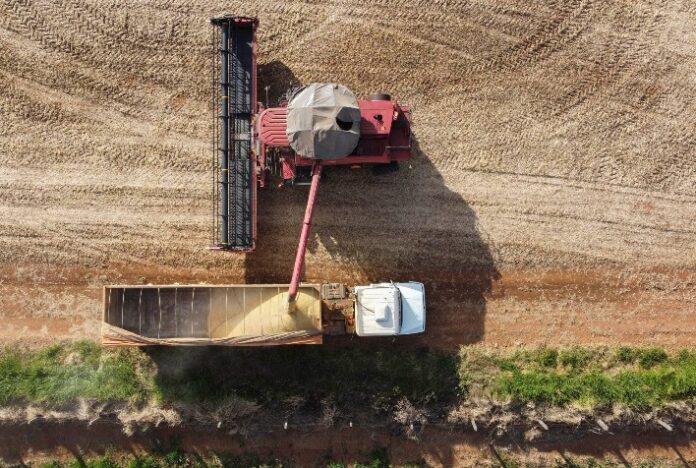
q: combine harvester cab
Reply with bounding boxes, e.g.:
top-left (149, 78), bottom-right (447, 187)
top-left (102, 283), bottom-right (425, 346)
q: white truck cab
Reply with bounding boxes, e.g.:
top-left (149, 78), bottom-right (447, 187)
top-left (353, 282), bottom-right (426, 336)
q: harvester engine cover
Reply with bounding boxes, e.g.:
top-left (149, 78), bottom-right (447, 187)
top-left (286, 83), bottom-right (361, 159)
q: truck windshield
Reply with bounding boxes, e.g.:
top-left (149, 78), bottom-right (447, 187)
top-left (399, 292), bottom-right (404, 327)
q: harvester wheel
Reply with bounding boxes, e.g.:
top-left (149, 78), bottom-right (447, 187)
top-left (372, 161), bottom-right (399, 175)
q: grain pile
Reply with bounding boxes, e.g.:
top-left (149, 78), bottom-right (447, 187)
top-left (0, 0), bottom-right (694, 347)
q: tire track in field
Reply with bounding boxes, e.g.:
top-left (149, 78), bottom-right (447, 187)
top-left (0, 0), bottom-right (695, 348)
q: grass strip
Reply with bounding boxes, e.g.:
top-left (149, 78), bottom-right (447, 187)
top-left (461, 347), bottom-right (696, 408)
top-left (0, 341), bottom-right (148, 404)
top-left (148, 346), bottom-right (458, 407)
top-left (1, 342), bottom-right (695, 410)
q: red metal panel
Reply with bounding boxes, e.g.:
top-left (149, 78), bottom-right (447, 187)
top-left (258, 107), bottom-right (289, 146)
top-left (281, 151), bottom-right (296, 179)
top-left (358, 100), bottom-right (394, 136)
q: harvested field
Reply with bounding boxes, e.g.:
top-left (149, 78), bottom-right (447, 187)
top-left (0, 0), bottom-right (695, 462)
top-left (1, 0), bottom-right (695, 348)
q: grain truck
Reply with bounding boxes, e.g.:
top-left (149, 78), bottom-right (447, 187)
top-left (102, 282), bottom-right (425, 346)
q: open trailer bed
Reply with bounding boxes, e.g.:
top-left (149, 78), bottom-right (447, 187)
top-left (103, 284), bottom-right (322, 346)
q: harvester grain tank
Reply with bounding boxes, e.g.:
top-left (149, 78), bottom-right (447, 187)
top-left (101, 15), bottom-right (425, 346)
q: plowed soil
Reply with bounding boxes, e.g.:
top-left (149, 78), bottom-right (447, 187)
top-left (1, 1), bottom-right (695, 347)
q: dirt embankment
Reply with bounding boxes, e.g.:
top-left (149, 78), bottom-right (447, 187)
top-left (0, 419), bottom-right (694, 467)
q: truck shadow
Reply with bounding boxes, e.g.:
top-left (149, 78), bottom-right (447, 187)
top-left (244, 136), bottom-right (500, 348)
top-left (143, 343), bottom-right (461, 467)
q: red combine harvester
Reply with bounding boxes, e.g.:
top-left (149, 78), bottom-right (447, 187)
top-left (209, 15), bottom-right (412, 302)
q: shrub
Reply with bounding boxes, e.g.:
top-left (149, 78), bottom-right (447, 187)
top-left (537, 349), bottom-right (558, 368)
top-left (87, 456), bottom-right (120, 468)
top-left (40, 462), bottom-right (62, 468)
top-left (615, 347), bottom-right (638, 364)
top-left (162, 450), bottom-right (186, 468)
top-left (638, 348), bottom-right (668, 369)
top-left (559, 348), bottom-right (594, 371)
top-left (128, 456), bottom-right (160, 468)
top-left (355, 448), bottom-right (389, 468)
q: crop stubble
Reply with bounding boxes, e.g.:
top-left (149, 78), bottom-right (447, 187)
top-left (0, 0), bottom-right (694, 348)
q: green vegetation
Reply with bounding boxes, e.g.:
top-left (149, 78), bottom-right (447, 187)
top-left (460, 347), bottom-right (696, 408)
top-left (19, 448), bottom-right (421, 468)
top-left (0, 341), bottom-right (149, 404)
top-left (0, 342), bottom-right (457, 409)
top-left (1, 342), bottom-right (695, 411)
top-left (32, 450), bottom-right (286, 468)
top-left (488, 451), bottom-right (682, 468)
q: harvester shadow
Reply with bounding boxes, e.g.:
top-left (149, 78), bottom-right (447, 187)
top-left (244, 136), bottom-right (500, 348)
top-left (145, 342), bottom-right (460, 461)
top-left (257, 60), bottom-right (300, 107)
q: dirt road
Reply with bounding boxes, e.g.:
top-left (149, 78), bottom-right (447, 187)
top-left (1, 422), bottom-right (694, 467)
top-left (1, 0), bottom-right (695, 348)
